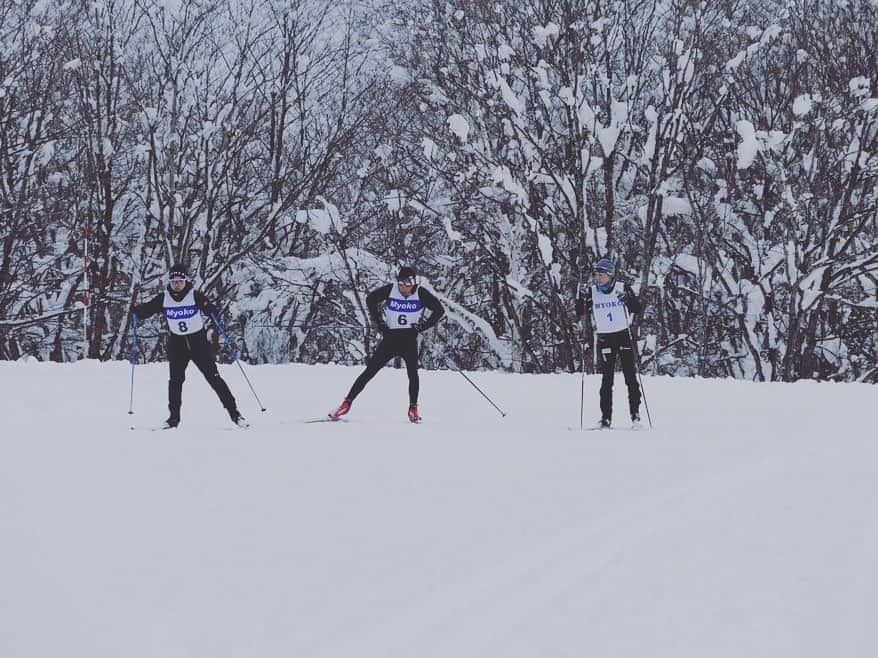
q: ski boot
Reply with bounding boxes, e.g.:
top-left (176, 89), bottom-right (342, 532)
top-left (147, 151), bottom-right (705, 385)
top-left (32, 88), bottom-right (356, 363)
top-left (631, 413), bottom-right (642, 430)
top-left (329, 399), bottom-right (351, 421)
top-left (229, 409), bottom-right (249, 429)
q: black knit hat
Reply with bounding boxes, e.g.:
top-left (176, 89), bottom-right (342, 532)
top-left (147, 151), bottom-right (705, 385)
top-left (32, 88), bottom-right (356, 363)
top-left (397, 266), bottom-right (416, 282)
top-left (169, 263), bottom-right (188, 279)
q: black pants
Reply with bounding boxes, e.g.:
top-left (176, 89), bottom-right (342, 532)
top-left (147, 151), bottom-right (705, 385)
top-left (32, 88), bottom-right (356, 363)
top-left (167, 330), bottom-right (237, 418)
top-left (597, 329), bottom-right (641, 421)
top-left (346, 330), bottom-right (419, 404)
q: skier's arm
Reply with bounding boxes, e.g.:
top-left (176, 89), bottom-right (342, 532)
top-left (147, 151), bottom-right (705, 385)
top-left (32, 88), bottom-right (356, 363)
top-left (194, 290), bottom-right (219, 317)
top-left (574, 285), bottom-right (591, 321)
top-left (415, 288), bottom-right (445, 332)
top-left (620, 284), bottom-right (642, 315)
top-left (365, 284), bottom-right (393, 330)
top-left (131, 293), bottom-right (163, 320)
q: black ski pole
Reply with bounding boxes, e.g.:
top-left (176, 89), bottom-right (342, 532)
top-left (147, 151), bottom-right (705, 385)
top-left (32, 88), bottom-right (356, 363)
top-left (210, 312), bottom-right (267, 412)
top-left (446, 357), bottom-right (507, 417)
top-left (128, 316), bottom-right (138, 415)
top-left (622, 304), bottom-right (653, 428)
top-left (579, 338), bottom-right (586, 430)
top-left (577, 279), bottom-right (589, 431)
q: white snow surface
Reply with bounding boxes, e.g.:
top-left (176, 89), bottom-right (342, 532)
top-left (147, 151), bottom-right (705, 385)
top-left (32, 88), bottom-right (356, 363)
top-left (2, 360), bottom-right (877, 658)
top-left (793, 94), bottom-right (813, 117)
top-left (447, 114), bottom-right (469, 143)
top-left (736, 120), bottom-right (759, 169)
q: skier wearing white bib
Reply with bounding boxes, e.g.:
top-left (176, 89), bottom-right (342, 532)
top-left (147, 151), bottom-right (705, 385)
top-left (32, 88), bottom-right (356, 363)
top-left (329, 267), bottom-right (445, 423)
top-left (575, 258), bottom-right (642, 429)
top-left (131, 264), bottom-right (246, 429)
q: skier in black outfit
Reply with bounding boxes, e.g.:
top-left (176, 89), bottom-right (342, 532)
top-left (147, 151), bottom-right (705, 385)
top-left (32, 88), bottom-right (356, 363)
top-left (575, 258), bottom-right (643, 429)
top-left (131, 263), bottom-right (247, 429)
top-left (329, 266), bottom-right (445, 423)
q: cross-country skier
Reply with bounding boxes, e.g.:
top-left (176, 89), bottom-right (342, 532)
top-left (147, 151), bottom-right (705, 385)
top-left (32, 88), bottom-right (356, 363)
top-left (131, 263), bottom-right (247, 429)
top-left (575, 258), bottom-right (643, 429)
top-left (329, 266), bottom-right (445, 423)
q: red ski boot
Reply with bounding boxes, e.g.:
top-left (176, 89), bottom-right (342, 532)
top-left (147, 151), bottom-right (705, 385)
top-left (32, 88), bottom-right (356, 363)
top-left (329, 399), bottom-right (351, 421)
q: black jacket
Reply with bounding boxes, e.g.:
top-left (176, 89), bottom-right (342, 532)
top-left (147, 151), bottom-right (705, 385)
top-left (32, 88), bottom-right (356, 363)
top-left (366, 283), bottom-right (445, 333)
top-left (575, 282), bottom-right (642, 319)
top-left (132, 283), bottom-right (218, 323)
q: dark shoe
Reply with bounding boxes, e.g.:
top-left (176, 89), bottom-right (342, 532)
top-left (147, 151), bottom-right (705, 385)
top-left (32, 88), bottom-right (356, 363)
top-left (408, 403), bottom-right (422, 423)
top-left (329, 399), bottom-right (351, 421)
top-left (229, 409), bottom-right (249, 428)
top-left (599, 417), bottom-right (611, 429)
top-left (162, 416), bottom-right (180, 429)
top-left (631, 413), bottom-right (642, 429)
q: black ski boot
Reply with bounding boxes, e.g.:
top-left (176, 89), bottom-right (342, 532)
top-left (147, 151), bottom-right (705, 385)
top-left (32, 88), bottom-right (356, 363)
top-left (162, 416), bottom-right (180, 430)
top-left (229, 408), bottom-right (249, 429)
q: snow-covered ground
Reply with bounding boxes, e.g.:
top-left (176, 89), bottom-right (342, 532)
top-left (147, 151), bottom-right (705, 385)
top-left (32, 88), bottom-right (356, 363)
top-left (1, 359), bottom-right (876, 658)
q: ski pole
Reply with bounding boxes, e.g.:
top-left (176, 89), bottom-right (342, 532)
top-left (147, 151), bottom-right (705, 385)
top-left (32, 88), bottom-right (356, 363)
top-left (446, 357), bottom-right (506, 417)
top-left (576, 281), bottom-right (588, 430)
top-left (128, 315), bottom-right (138, 415)
top-left (579, 338), bottom-right (586, 431)
top-left (210, 312), bottom-right (266, 412)
top-left (576, 276), bottom-right (587, 431)
top-left (622, 304), bottom-right (653, 428)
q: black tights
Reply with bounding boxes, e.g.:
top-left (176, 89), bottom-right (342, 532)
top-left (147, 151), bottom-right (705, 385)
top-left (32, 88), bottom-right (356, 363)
top-left (597, 330), bottom-right (641, 421)
top-left (346, 332), bottom-right (419, 404)
top-left (167, 331), bottom-right (237, 418)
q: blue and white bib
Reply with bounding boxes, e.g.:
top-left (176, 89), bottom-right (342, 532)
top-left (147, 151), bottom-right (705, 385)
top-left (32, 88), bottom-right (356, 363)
top-left (163, 289), bottom-right (204, 335)
top-left (592, 282), bottom-right (630, 334)
top-left (384, 283), bottom-right (423, 329)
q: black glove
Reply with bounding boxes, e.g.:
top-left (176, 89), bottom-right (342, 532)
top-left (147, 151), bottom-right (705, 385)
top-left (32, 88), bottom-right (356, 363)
top-left (377, 320), bottom-right (390, 334)
top-left (616, 290), bottom-right (628, 303)
top-left (410, 322), bottom-right (422, 333)
top-left (577, 283), bottom-right (589, 298)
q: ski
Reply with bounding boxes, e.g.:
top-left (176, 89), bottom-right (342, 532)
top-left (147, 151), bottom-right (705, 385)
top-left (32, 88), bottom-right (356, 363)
top-left (129, 422), bottom-right (250, 431)
top-left (568, 424), bottom-right (650, 432)
top-left (303, 416), bottom-right (349, 424)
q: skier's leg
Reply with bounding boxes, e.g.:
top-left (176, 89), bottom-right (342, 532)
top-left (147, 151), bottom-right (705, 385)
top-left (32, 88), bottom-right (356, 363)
top-left (190, 332), bottom-right (237, 413)
top-left (168, 338), bottom-right (189, 421)
top-left (619, 341), bottom-right (641, 418)
top-left (401, 337), bottom-right (420, 405)
top-left (598, 337), bottom-right (617, 422)
top-left (345, 338), bottom-right (397, 402)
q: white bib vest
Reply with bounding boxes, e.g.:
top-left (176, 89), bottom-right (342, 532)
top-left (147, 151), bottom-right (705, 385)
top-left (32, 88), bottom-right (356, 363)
top-left (384, 283), bottom-right (423, 329)
top-left (591, 281), bottom-right (630, 334)
top-left (163, 289), bottom-right (204, 335)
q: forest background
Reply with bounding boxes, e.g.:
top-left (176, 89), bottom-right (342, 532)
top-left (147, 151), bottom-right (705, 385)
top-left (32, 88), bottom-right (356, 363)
top-left (1, 0), bottom-right (875, 382)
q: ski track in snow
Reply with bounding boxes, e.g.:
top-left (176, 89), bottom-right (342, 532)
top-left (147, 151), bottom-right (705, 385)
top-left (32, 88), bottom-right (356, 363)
top-left (1, 361), bottom-right (876, 658)
top-left (312, 450), bottom-right (810, 658)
